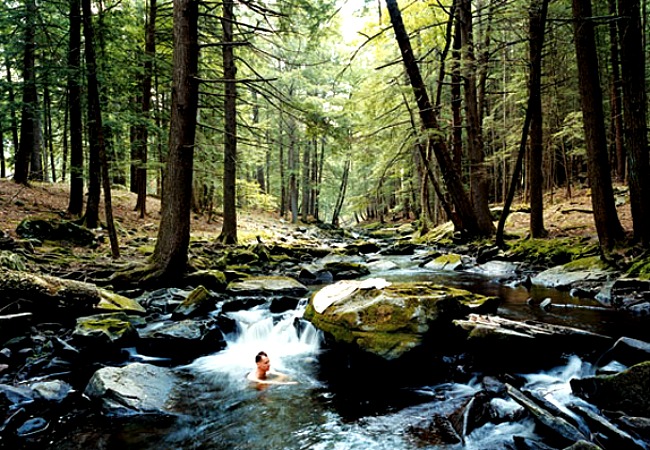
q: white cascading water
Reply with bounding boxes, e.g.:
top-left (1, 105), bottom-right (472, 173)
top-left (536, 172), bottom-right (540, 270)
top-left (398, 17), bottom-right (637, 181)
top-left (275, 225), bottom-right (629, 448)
top-left (189, 306), bottom-right (322, 386)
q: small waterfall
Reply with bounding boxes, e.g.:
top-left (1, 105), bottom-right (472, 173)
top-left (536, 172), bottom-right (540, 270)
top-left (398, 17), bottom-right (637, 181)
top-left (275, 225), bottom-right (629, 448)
top-left (189, 306), bottom-right (322, 384)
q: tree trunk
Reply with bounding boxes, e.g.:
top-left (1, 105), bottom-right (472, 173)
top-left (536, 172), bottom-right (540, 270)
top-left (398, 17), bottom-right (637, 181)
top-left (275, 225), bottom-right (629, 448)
top-left (289, 126), bottom-right (298, 224)
top-left (81, 0), bottom-right (120, 258)
top-left (279, 107), bottom-right (286, 218)
top-left (44, 84), bottom-right (56, 182)
top-left (30, 107), bottom-right (44, 182)
top-left (218, 0), bottom-right (238, 244)
top-left (331, 158), bottom-right (350, 227)
top-left (617, 0), bottom-right (650, 246)
top-left (301, 139), bottom-right (311, 221)
top-left (608, 0), bottom-right (625, 182)
top-left (528, 0), bottom-right (549, 238)
top-left (5, 60), bottom-right (19, 156)
top-left (134, 0), bottom-right (157, 219)
top-left (571, 0), bottom-right (624, 249)
top-left (451, 17), bottom-right (463, 173)
top-left (151, 0), bottom-right (199, 278)
top-left (458, 0), bottom-right (495, 235)
top-left (385, 0), bottom-right (490, 237)
top-left (67, 0), bottom-right (84, 216)
top-left (0, 125), bottom-right (5, 178)
top-left (14, 0), bottom-right (37, 185)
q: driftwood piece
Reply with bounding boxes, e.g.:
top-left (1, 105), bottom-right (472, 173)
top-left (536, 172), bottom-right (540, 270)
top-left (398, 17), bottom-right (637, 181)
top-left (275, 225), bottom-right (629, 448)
top-left (567, 403), bottom-right (649, 450)
top-left (456, 314), bottom-right (613, 341)
top-left (506, 383), bottom-right (588, 445)
top-left (0, 269), bottom-right (145, 316)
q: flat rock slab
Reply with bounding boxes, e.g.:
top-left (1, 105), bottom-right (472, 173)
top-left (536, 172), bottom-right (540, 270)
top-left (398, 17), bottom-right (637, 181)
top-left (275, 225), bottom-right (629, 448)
top-left (226, 276), bottom-right (308, 298)
top-left (84, 363), bottom-right (178, 416)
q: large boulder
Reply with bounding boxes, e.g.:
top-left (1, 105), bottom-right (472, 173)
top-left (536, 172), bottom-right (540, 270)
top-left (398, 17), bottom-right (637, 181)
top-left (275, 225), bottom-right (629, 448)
top-left (571, 361), bottom-right (650, 417)
top-left (16, 218), bottom-right (96, 247)
top-left (84, 363), bottom-right (178, 416)
top-left (73, 312), bottom-right (140, 348)
top-left (226, 276), bottom-right (308, 298)
top-left (304, 280), bottom-right (499, 360)
top-left (532, 256), bottom-right (617, 289)
top-left (137, 319), bottom-right (226, 361)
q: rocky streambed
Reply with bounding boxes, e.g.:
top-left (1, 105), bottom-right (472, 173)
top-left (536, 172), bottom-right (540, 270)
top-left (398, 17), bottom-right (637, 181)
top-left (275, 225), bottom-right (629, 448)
top-left (1, 219), bottom-right (650, 449)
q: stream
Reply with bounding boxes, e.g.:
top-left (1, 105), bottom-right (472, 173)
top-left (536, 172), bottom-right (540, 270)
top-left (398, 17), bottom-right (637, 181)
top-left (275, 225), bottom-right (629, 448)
top-left (49, 253), bottom-right (649, 449)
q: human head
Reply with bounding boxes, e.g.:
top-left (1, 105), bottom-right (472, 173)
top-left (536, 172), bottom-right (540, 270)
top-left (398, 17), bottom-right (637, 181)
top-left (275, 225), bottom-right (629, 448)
top-left (255, 351), bottom-right (268, 363)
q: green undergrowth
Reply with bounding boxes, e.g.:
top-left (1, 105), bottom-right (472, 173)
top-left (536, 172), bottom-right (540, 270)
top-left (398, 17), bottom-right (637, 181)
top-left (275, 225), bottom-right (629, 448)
top-left (505, 236), bottom-right (599, 266)
top-left (626, 254), bottom-right (650, 279)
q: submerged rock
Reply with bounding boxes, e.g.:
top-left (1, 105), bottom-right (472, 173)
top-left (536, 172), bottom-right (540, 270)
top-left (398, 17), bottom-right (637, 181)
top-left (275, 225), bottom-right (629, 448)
top-left (304, 281), bottom-right (499, 360)
top-left (84, 363), bottom-right (178, 416)
top-left (424, 253), bottom-right (465, 271)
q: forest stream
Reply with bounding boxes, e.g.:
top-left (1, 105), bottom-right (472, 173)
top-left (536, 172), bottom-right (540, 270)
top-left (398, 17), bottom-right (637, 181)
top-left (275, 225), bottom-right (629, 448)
top-left (20, 252), bottom-right (646, 450)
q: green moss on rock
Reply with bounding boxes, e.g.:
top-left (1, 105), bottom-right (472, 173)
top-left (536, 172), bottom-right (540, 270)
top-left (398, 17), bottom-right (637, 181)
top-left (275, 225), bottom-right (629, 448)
top-left (305, 282), bottom-right (499, 360)
top-left (506, 237), bottom-right (598, 266)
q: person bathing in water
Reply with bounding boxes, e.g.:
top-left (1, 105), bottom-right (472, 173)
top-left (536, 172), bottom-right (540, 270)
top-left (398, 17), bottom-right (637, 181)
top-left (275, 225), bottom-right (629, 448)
top-left (246, 351), bottom-right (297, 385)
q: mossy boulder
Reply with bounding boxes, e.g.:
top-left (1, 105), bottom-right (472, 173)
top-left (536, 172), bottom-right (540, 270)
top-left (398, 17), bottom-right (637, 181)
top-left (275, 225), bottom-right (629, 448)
top-left (183, 270), bottom-right (228, 292)
top-left (424, 253), bottom-right (464, 271)
top-left (73, 312), bottom-right (139, 347)
top-left (172, 285), bottom-right (217, 319)
top-left (304, 281), bottom-right (500, 360)
top-left (16, 217), bottom-right (96, 247)
top-left (571, 361), bottom-right (650, 417)
top-left (532, 256), bottom-right (617, 289)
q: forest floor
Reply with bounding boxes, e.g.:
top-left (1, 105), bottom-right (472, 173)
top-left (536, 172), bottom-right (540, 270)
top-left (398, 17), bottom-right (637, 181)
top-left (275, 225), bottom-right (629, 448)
top-left (0, 177), bottom-right (635, 250)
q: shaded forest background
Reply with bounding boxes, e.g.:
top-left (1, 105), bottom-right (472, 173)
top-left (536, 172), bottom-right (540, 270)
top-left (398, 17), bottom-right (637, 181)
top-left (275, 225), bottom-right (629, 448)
top-left (0, 0), bottom-right (649, 282)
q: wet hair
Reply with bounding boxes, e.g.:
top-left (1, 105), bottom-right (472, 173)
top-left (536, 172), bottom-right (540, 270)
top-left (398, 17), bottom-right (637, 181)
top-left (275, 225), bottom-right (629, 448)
top-left (255, 351), bottom-right (268, 363)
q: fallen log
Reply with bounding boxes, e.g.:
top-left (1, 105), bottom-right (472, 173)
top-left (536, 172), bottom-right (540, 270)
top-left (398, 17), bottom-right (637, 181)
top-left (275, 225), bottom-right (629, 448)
top-left (567, 403), bottom-right (648, 450)
top-left (0, 269), bottom-right (145, 318)
top-left (506, 383), bottom-right (588, 445)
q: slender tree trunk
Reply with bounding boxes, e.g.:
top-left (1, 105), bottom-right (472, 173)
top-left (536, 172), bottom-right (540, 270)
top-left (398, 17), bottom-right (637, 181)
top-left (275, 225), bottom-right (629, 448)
top-left (617, 0), bottom-right (650, 246)
top-left (82, 0), bottom-right (120, 258)
top-left (14, 0), bottom-right (37, 185)
top-left (44, 84), bottom-right (56, 182)
top-left (0, 125), bottom-right (5, 178)
top-left (67, 0), bottom-right (84, 216)
top-left (5, 60), bottom-right (19, 155)
top-left (385, 0), bottom-right (489, 237)
top-left (571, 0), bottom-right (624, 249)
top-left (301, 139), bottom-right (311, 221)
top-left (451, 17), bottom-right (463, 173)
top-left (151, 0), bottom-right (199, 278)
top-left (288, 123), bottom-right (298, 224)
top-left (30, 107), bottom-right (44, 182)
top-left (608, 0), bottom-right (625, 182)
top-left (279, 107), bottom-right (286, 217)
top-left (458, 0), bottom-right (495, 234)
top-left (218, 0), bottom-right (238, 244)
top-left (331, 158), bottom-right (351, 227)
top-left (528, 0), bottom-right (549, 238)
top-left (134, 0), bottom-right (157, 218)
